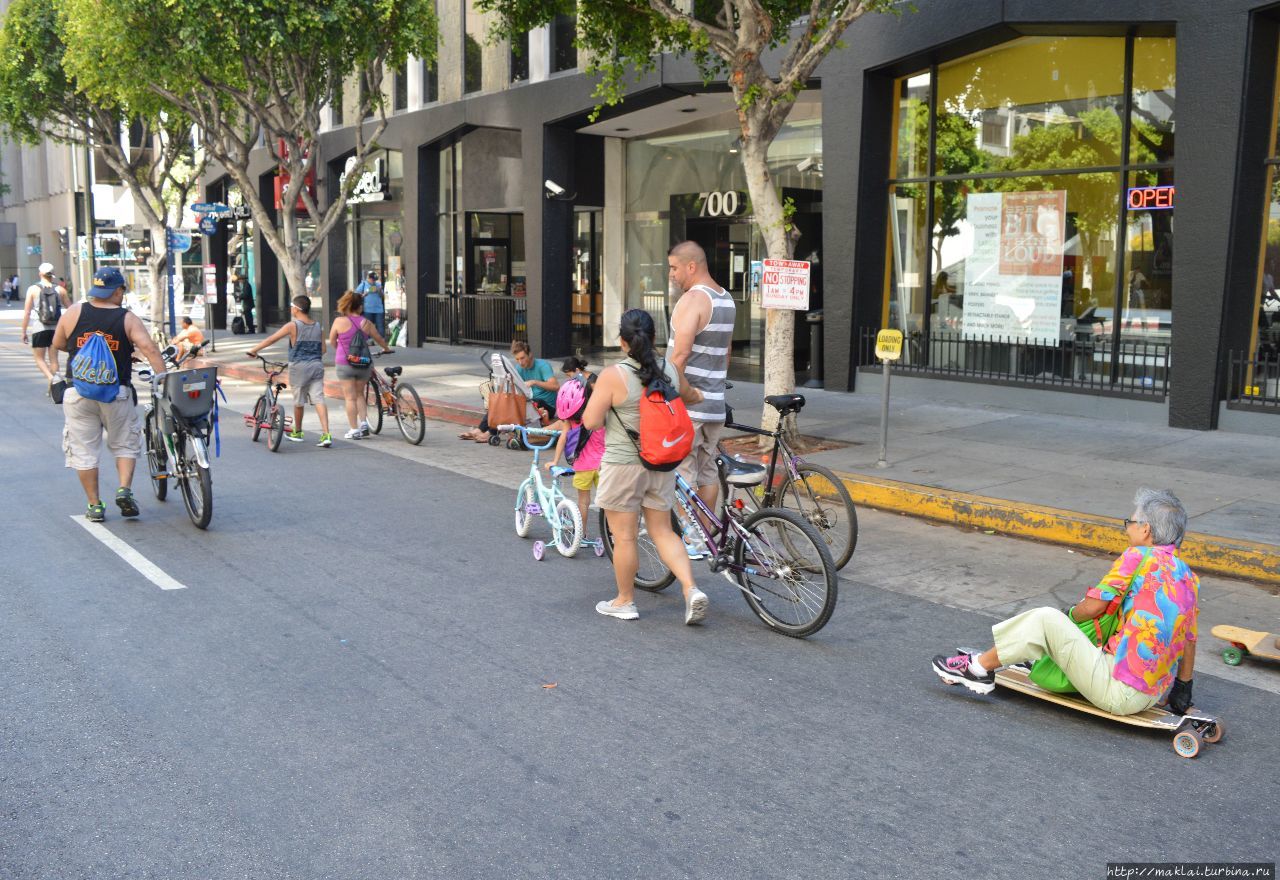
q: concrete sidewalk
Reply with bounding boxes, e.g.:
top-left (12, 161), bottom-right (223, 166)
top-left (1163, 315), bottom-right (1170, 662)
top-left (199, 333), bottom-right (1280, 585)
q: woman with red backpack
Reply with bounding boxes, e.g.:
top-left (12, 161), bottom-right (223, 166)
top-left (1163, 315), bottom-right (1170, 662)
top-left (581, 309), bottom-right (707, 626)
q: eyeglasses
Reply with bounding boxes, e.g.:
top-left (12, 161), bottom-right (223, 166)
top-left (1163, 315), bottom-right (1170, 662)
top-left (1123, 518), bottom-right (1147, 528)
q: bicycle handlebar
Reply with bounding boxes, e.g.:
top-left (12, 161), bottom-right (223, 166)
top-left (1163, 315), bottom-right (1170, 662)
top-left (496, 424), bottom-right (561, 450)
top-left (256, 354), bottom-right (288, 374)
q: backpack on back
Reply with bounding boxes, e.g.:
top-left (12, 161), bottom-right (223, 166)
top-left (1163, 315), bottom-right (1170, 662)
top-left (563, 424), bottom-right (593, 465)
top-left (37, 285), bottom-right (60, 325)
top-left (346, 317), bottom-right (372, 367)
top-left (614, 361), bottom-right (693, 472)
top-left (69, 331), bottom-right (120, 402)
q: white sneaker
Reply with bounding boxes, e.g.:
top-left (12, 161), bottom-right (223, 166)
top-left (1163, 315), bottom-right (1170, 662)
top-left (359, 420), bottom-right (371, 437)
top-left (595, 600), bottom-right (639, 621)
top-left (685, 587), bottom-right (709, 626)
top-left (343, 428), bottom-right (364, 440)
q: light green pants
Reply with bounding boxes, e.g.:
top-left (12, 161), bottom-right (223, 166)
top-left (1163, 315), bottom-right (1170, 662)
top-left (992, 607), bottom-right (1157, 716)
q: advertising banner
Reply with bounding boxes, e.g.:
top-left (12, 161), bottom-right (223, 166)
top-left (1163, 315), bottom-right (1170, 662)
top-left (961, 190), bottom-right (1067, 344)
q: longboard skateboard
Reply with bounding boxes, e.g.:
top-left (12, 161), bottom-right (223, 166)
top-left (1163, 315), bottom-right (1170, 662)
top-left (993, 666), bottom-right (1223, 758)
top-left (1210, 624), bottom-right (1280, 666)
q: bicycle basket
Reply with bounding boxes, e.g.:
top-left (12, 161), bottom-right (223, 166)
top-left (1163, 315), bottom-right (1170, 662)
top-left (160, 367), bottom-right (218, 420)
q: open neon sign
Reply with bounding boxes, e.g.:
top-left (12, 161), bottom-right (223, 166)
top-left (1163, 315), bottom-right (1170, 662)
top-left (1127, 185), bottom-right (1175, 210)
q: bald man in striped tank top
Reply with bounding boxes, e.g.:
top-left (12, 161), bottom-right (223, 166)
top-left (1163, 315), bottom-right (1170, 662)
top-left (667, 241), bottom-right (736, 545)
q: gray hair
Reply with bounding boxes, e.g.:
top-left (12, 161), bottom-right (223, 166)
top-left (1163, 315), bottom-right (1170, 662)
top-left (1133, 487), bottom-right (1188, 547)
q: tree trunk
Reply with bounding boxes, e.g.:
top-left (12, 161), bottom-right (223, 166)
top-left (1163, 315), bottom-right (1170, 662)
top-left (739, 137), bottom-right (798, 439)
top-left (146, 234), bottom-right (168, 333)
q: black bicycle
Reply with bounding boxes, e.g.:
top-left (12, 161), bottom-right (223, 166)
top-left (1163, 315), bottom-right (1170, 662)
top-left (721, 388), bottom-right (858, 570)
top-left (140, 344), bottom-right (217, 529)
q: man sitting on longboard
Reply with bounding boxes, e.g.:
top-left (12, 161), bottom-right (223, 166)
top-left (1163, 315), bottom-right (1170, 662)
top-left (932, 487), bottom-right (1200, 718)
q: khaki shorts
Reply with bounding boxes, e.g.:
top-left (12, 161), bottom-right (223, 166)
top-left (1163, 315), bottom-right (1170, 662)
top-left (597, 462), bottom-right (676, 512)
top-left (62, 386), bottom-right (142, 470)
top-left (678, 420), bottom-right (725, 489)
top-left (572, 468), bottom-right (599, 492)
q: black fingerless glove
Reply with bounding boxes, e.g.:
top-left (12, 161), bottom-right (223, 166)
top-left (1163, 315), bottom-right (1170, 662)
top-left (1168, 678), bottom-right (1193, 715)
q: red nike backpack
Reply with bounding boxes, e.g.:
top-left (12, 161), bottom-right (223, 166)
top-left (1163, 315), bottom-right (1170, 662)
top-left (615, 362), bottom-right (693, 471)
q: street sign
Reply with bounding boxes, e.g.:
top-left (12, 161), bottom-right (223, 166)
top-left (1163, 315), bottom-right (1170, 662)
top-left (203, 264), bottom-right (218, 304)
top-left (167, 230), bottom-right (193, 254)
top-left (122, 224), bottom-right (143, 238)
top-left (231, 205), bottom-right (252, 219)
top-left (875, 329), bottom-right (904, 361)
top-left (198, 215), bottom-right (220, 235)
top-left (760, 259), bottom-right (811, 310)
top-left (191, 201), bottom-right (231, 216)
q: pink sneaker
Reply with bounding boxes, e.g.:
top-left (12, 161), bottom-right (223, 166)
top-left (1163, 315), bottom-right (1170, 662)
top-left (932, 651), bottom-right (995, 694)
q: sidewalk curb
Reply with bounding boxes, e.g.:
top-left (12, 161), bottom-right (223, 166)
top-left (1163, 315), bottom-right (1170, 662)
top-left (827, 470), bottom-right (1280, 588)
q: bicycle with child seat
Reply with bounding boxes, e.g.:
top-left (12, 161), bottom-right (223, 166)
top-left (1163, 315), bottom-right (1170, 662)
top-left (245, 355), bottom-right (291, 452)
top-left (499, 424), bottom-right (601, 561)
top-left (599, 452), bottom-right (838, 638)
top-left (364, 351), bottom-right (425, 444)
top-left (719, 384), bottom-right (859, 571)
top-left (139, 343), bottom-right (218, 529)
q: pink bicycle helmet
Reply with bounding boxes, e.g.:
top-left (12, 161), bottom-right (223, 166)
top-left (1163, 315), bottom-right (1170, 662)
top-left (556, 377), bottom-right (588, 420)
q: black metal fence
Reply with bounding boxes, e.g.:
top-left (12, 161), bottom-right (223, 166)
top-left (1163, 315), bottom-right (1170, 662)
top-left (1227, 351), bottom-right (1280, 411)
top-left (858, 329), bottom-right (1171, 398)
top-left (422, 294), bottom-right (528, 346)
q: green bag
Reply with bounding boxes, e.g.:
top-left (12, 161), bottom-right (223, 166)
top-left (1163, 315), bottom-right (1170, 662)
top-left (1027, 548), bottom-right (1149, 694)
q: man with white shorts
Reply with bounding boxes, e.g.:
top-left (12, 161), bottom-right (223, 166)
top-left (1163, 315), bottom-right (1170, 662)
top-left (52, 267), bottom-right (167, 522)
top-left (666, 241), bottom-right (736, 556)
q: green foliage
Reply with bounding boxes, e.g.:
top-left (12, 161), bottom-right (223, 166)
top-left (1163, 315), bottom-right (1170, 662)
top-left (0, 0), bottom-right (91, 144)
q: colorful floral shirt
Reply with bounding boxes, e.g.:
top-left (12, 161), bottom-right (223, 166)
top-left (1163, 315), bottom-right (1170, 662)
top-left (1086, 545), bottom-right (1199, 697)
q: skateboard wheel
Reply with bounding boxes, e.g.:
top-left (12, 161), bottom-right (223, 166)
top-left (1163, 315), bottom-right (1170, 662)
top-left (488, 434), bottom-right (501, 446)
top-left (1203, 720), bottom-right (1225, 744)
top-left (1221, 646), bottom-right (1245, 666)
top-left (1172, 729), bottom-right (1202, 758)
top-left (533, 540), bottom-right (545, 561)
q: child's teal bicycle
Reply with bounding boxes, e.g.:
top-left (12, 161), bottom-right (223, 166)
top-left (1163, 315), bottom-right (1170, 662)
top-left (498, 424), bottom-right (599, 560)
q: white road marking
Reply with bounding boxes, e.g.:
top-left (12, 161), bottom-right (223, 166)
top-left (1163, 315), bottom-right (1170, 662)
top-left (70, 515), bottom-right (187, 590)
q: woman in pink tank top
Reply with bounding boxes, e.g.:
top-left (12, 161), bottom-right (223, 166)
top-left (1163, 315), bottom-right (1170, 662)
top-left (327, 290), bottom-right (391, 440)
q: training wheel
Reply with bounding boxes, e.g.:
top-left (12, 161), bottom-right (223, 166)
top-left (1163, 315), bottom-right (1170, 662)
top-left (593, 540), bottom-right (605, 558)
top-left (532, 540), bottom-right (545, 561)
top-left (1202, 720), bottom-right (1225, 744)
top-left (1222, 645), bottom-right (1246, 666)
top-left (1172, 729), bottom-right (1202, 758)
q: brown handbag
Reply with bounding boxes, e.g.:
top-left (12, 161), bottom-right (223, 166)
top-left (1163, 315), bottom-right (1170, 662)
top-left (486, 377), bottom-right (526, 428)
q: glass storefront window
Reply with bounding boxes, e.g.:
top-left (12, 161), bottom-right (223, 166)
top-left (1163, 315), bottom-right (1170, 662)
top-left (935, 37), bottom-right (1126, 176)
top-left (885, 35), bottom-right (1175, 394)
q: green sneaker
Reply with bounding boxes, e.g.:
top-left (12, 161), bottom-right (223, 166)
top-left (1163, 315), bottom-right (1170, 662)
top-left (316, 433), bottom-right (332, 448)
top-left (86, 502), bottom-right (106, 523)
top-left (286, 430), bottom-right (305, 442)
top-left (115, 487), bottom-right (139, 518)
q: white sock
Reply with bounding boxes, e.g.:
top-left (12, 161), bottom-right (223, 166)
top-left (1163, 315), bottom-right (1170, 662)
top-left (968, 654), bottom-right (989, 677)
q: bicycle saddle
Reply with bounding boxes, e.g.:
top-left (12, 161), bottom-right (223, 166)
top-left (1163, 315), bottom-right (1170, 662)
top-left (765, 393), bottom-right (805, 415)
top-left (384, 366), bottom-right (403, 378)
top-left (719, 455), bottom-right (766, 487)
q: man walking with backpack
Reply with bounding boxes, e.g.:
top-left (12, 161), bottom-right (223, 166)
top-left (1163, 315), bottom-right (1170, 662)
top-left (666, 241), bottom-right (736, 556)
top-left (51, 267), bottom-right (167, 522)
top-left (21, 262), bottom-right (71, 388)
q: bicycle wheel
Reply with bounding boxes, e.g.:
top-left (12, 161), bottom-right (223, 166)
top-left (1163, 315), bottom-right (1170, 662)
top-left (553, 498), bottom-right (584, 558)
top-left (734, 508), bottom-right (837, 638)
top-left (779, 462), bottom-right (858, 570)
top-left (365, 379), bottom-right (384, 434)
top-left (251, 395), bottom-right (267, 442)
top-left (394, 382), bottom-right (426, 445)
top-left (267, 406), bottom-right (285, 451)
top-left (145, 410), bottom-right (168, 501)
top-left (599, 508), bottom-right (677, 592)
top-left (177, 432), bottom-right (213, 530)
top-left (514, 483), bottom-right (536, 537)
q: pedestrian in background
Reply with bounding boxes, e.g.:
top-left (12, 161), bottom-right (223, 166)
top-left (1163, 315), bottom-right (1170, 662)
top-left (234, 272), bottom-right (256, 333)
top-left (21, 261), bottom-right (72, 387)
top-left (329, 290), bottom-right (390, 440)
top-left (356, 270), bottom-right (385, 336)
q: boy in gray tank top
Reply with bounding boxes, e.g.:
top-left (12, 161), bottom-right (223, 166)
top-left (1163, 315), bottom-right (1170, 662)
top-left (247, 295), bottom-right (333, 447)
top-left (666, 241), bottom-right (736, 554)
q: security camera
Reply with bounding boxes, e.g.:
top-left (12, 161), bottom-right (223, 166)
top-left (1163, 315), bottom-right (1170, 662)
top-left (796, 157), bottom-right (821, 173)
top-left (544, 179), bottom-right (566, 197)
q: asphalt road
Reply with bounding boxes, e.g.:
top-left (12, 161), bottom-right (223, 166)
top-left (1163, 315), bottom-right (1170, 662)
top-left (1, 328), bottom-right (1277, 880)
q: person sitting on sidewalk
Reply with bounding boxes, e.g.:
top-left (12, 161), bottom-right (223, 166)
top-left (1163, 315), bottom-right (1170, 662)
top-left (247, 295), bottom-right (334, 447)
top-left (931, 487), bottom-right (1200, 718)
top-left (459, 340), bottom-right (561, 442)
top-left (171, 317), bottom-right (205, 360)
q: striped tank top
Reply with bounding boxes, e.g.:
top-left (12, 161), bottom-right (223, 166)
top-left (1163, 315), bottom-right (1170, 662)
top-left (672, 284), bottom-right (735, 422)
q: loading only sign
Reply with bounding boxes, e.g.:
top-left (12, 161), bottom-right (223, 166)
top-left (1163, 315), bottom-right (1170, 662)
top-left (759, 259), bottom-right (811, 310)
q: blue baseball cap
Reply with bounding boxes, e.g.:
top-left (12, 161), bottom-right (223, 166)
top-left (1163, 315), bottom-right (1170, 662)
top-left (90, 266), bottom-right (126, 298)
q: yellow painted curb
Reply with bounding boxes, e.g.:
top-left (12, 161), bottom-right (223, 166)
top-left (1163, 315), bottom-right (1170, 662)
top-left (824, 470), bottom-right (1280, 587)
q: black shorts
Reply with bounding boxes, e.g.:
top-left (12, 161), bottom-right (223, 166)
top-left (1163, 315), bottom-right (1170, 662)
top-left (30, 329), bottom-right (54, 348)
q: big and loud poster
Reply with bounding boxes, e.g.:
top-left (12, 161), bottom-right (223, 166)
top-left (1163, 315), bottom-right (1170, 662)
top-left (961, 190), bottom-right (1067, 345)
